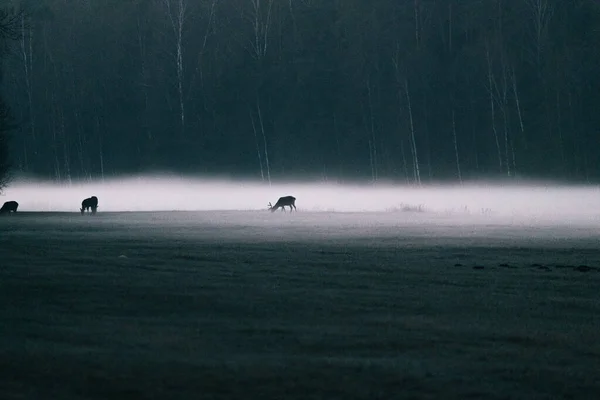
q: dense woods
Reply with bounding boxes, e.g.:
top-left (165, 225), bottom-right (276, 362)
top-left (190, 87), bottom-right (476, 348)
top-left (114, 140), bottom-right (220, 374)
top-left (1, 0), bottom-right (599, 183)
top-left (0, 7), bottom-right (19, 191)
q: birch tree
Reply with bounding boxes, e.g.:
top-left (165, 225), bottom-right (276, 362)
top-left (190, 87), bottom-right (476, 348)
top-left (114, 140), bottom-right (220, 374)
top-left (245, 0), bottom-right (274, 184)
top-left (20, 13), bottom-right (34, 165)
top-left (162, 0), bottom-right (188, 135)
top-left (392, 45), bottom-right (421, 185)
top-left (486, 42), bottom-right (502, 173)
top-left (526, 0), bottom-right (553, 70)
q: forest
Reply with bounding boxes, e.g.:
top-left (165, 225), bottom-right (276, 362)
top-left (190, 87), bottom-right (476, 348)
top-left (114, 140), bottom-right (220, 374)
top-left (1, 0), bottom-right (600, 184)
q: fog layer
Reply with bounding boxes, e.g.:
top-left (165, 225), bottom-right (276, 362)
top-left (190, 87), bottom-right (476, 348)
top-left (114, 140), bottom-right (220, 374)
top-left (1, 176), bottom-right (599, 223)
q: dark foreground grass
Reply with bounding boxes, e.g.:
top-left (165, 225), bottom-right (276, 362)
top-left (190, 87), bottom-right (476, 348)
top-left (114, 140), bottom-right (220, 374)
top-left (1, 212), bottom-right (600, 399)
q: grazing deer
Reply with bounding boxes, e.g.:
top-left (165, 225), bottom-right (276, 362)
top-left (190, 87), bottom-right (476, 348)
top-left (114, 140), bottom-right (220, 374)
top-left (268, 196), bottom-right (297, 212)
top-left (80, 196), bottom-right (99, 215)
top-left (0, 201), bottom-right (18, 214)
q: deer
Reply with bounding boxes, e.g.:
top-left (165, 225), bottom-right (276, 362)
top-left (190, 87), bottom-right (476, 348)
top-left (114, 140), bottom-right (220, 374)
top-left (80, 196), bottom-right (99, 215)
top-left (268, 196), bottom-right (297, 212)
top-left (0, 201), bottom-right (18, 214)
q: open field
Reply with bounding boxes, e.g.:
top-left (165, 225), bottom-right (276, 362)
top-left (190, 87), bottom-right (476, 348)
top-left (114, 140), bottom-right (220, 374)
top-left (1, 210), bottom-right (600, 399)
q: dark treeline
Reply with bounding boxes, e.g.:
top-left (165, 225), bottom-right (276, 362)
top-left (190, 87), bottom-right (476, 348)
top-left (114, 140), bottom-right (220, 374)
top-left (0, 7), bottom-right (20, 191)
top-left (2, 0), bottom-right (600, 183)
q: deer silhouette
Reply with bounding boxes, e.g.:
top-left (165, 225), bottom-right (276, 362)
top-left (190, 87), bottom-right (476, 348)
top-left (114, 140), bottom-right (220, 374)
top-left (80, 196), bottom-right (98, 215)
top-left (268, 196), bottom-right (297, 212)
top-left (0, 201), bottom-right (18, 214)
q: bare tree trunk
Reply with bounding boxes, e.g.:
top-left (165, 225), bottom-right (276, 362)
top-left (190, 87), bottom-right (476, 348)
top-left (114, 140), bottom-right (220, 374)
top-left (361, 102), bottom-right (375, 182)
top-left (287, 0), bottom-right (298, 44)
top-left (404, 79), bottom-right (420, 185)
top-left (500, 58), bottom-right (511, 177)
top-left (246, 0), bottom-right (273, 184)
top-left (511, 66), bottom-right (525, 148)
top-left (452, 108), bottom-right (462, 183)
top-left (59, 105), bottom-right (71, 185)
top-left (421, 83), bottom-right (433, 180)
top-left (502, 110), bottom-right (511, 177)
top-left (163, 0), bottom-right (187, 134)
top-left (510, 132), bottom-right (517, 177)
top-left (486, 43), bottom-right (502, 172)
top-left (20, 15), bottom-right (35, 161)
top-left (510, 67), bottom-right (523, 176)
top-left (366, 76), bottom-right (378, 182)
top-left (50, 53), bottom-right (70, 184)
top-left (413, 0), bottom-right (420, 50)
top-left (92, 93), bottom-right (105, 181)
top-left (97, 114), bottom-right (105, 182)
top-left (556, 89), bottom-right (566, 175)
top-left (250, 0), bottom-right (274, 59)
top-left (256, 97), bottom-right (271, 185)
top-left (448, 2), bottom-right (452, 53)
top-left (249, 108), bottom-right (265, 181)
top-left (471, 112), bottom-right (479, 172)
top-left (368, 139), bottom-right (375, 182)
top-left (50, 92), bottom-right (61, 182)
top-left (137, 16), bottom-right (152, 142)
top-left (400, 139), bottom-right (409, 184)
top-left (187, 0), bottom-right (216, 107)
top-left (74, 108), bottom-right (87, 180)
top-left (566, 86), bottom-right (580, 178)
top-left (466, 73), bottom-right (480, 172)
top-left (333, 114), bottom-right (343, 182)
top-left (526, 0), bottom-right (553, 71)
top-left (175, 0), bottom-right (185, 133)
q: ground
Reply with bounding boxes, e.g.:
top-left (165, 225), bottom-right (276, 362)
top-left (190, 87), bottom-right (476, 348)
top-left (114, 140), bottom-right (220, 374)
top-left (1, 211), bottom-right (599, 399)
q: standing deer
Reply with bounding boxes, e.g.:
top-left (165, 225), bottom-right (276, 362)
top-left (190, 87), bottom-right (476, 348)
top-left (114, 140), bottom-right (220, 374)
top-left (0, 201), bottom-right (18, 214)
top-left (81, 196), bottom-right (99, 215)
top-left (268, 196), bottom-right (297, 212)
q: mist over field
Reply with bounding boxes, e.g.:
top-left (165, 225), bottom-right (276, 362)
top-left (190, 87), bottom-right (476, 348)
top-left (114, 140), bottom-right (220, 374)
top-left (3, 177), bottom-right (600, 399)
top-left (4, 0), bottom-right (600, 397)
top-left (3, 175), bottom-right (600, 225)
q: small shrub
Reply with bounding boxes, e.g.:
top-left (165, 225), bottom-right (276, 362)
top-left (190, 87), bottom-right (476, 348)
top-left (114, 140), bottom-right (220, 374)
top-left (387, 203), bottom-right (425, 213)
